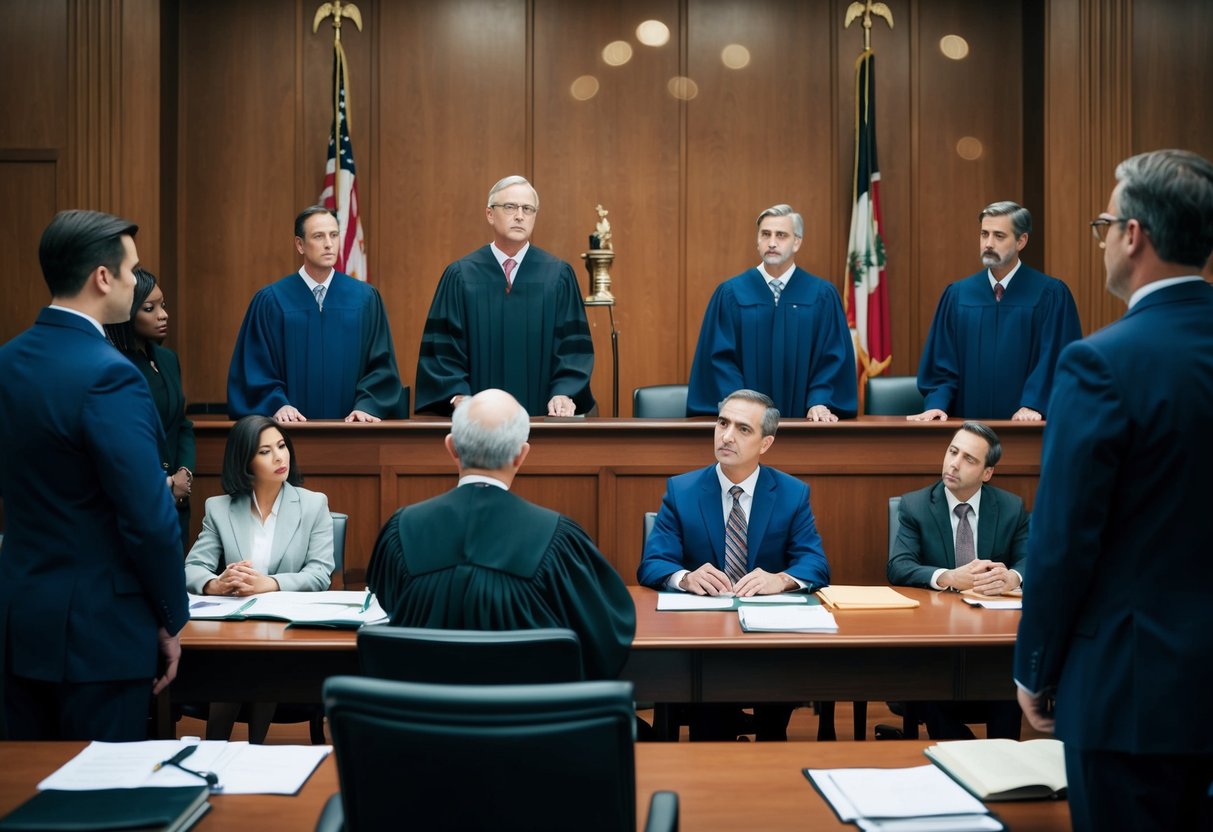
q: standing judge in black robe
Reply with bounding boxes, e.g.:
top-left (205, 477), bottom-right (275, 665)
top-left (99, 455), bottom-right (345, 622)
top-left (414, 176), bottom-right (595, 417)
top-left (367, 388), bottom-right (634, 680)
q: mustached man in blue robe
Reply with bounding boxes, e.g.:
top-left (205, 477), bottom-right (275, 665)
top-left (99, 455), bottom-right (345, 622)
top-left (687, 204), bottom-right (857, 421)
top-left (415, 176), bottom-right (595, 418)
top-left (911, 202), bottom-right (1081, 422)
top-left (227, 206), bottom-right (407, 422)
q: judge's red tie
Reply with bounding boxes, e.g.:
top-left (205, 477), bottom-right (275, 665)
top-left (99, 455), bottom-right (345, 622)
top-left (724, 485), bottom-right (748, 583)
top-left (503, 258), bottom-right (517, 293)
top-left (994, 283), bottom-right (1004, 302)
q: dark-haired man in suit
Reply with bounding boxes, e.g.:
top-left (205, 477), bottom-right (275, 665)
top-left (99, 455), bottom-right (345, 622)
top-left (1016, 149), bottom-right (1213, 831)
top-left (0, 210), bottom-right (189, 740)
top-left (888, 421), bottom-right (1027, 739)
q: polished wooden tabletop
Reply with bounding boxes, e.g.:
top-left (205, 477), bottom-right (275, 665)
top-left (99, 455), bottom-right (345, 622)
top-left (0, 741), bottom-right (1068, 831)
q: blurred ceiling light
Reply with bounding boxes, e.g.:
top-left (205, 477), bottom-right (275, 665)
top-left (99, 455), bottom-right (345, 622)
top-left (667, 76), bottom-right (699, 100)
top-left (570, 75), bottom-right (600, 101)
top-left (602, 40), bottom-right (633, 66)
top-left (939, 35), bottom-right (970, 60)
top-left (721, 44), bottom-right (751, 69)
top-left (956, 136), bottom-right (984, 160)
top-left (636, 20), bottom-right (671, 47)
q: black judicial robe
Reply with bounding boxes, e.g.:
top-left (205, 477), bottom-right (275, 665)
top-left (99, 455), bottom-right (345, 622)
top-left (227, 272), bottom-right (407, 420)
top-left (916, 265), bottom-right (1081, 419)
top-left (367, 484), bottom-right (636, 680)
top-left (414, 246), bottom-right (596, 416)
top-left (686, 267), bottom-right (857, 417)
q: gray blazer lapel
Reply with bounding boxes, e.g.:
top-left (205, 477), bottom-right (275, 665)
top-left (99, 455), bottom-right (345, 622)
top-left (226, 495), bottom-right (254, 563)
top-left (269, 483), bottom-right (302, 574)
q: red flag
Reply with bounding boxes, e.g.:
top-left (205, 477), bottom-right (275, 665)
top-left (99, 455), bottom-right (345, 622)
top-left (844, 50), bottom-right (892, 411)
top-left (319, 41), bottom-right (368, 281)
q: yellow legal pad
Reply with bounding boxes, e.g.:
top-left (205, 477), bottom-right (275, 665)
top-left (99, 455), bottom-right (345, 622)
top-left (816, 585), bottom-right (920, 609)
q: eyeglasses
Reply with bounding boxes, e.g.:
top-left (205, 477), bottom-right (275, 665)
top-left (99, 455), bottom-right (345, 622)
top-left (1089, 215), bottom-right (1131, 248)
top-left (490, 202), bottom-right (538, 216)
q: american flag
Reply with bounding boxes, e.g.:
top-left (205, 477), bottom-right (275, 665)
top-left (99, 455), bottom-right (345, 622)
top-left (320, 41), bottom-right (368, 281)
top-left (844, 49), bottom-right (892, 411)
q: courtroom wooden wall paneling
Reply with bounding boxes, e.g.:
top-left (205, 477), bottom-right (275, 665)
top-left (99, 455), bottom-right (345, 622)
top-left (375, 0), bottom-right (529, 416)
top-left (0, 0), bottom-right (67, 151)
top-left (0, 163), bottom-right (59, 340)
top-left (532, 0), bottom-right (684, 415)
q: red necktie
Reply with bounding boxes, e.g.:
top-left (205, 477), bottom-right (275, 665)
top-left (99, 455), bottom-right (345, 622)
top-left (503, 258), bottom-right (516, 294)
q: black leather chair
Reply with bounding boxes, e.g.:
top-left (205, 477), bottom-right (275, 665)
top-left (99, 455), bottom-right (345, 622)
top-left (633, 385), bottom-right (689, 418)
top-left (318, 677), bottom-right (678, 832)
top-left (865, 375), bottom-right (924, 415)
top-left (357, 626), bottom-right (584, 684)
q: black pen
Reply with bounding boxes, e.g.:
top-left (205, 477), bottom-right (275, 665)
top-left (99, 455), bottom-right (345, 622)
top-left (152, 744), bottom-right (197, 772)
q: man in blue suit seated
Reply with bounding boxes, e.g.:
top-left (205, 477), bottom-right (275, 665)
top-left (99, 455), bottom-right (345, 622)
top-left (0, 210), bottom-right (189, 740)
top-left (1016, 149), bottom-right (1213, 832)
top-left (910, 201), bottom-right (1081, 421)
top-left (639, 389), bottom-right (830, 739)
top-left (887, 421), bottom-right (1027, 739)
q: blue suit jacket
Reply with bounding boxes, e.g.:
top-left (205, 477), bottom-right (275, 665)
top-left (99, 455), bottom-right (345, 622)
top-left (637, 464), bottom-right (830, 590)
top-left (887, 481), bottom-right (1028, 588)
top-left (1015, 279), bottom-right (1213, 754)
top-left (0, 308), bottom-right (189, 686)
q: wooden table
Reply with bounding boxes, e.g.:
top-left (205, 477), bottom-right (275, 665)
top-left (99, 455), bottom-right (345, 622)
top-left (0, 741), bottom-right (1069, 831)
top-left (161, 587), bottom-right (1020, 736)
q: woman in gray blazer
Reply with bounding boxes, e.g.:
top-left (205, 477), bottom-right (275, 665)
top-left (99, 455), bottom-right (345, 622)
top-left (185, 415), bottom-right (334, 594)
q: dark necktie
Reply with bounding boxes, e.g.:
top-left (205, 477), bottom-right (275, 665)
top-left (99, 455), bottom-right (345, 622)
top-left (954, 503), bottom-right (975, 567)
top-left (724, 485), bottom-right (748, 582)
top-left (994, 283), bottom-right (1004, 302)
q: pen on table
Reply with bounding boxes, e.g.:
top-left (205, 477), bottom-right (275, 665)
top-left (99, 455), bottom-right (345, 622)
top-left (152, 744), bottom-right (197, 772)
top-left (361, 590), bottom-right (371, 612)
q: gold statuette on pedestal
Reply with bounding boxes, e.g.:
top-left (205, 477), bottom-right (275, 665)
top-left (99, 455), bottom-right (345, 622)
top-left (581, 204), bottom-right (615, 306)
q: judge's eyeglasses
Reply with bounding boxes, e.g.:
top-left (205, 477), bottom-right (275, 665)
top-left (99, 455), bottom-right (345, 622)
top-left (491, 203), bottom-right (538, 216)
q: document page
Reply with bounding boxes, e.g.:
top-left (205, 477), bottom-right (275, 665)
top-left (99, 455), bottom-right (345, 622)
top-left (806, 765), bottom-right (990, 819)
top-left (738, 605), bottom-right (838, 632)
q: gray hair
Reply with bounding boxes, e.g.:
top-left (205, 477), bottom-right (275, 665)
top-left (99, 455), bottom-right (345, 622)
top-left (487, 175), bottom-right (539, 211)
top-left (720, 389), bottom-right (780, 437)
top-left (450, 395), bottom-right (531, 469)
top-left (756, 204), bottom-right (804, 239)
top-left (1115, 149), bottom-right (1213, 268)
top-left (979, 201), bottom-right (1032, 238)
top-left (958, 421), bottom-right (1002, 468)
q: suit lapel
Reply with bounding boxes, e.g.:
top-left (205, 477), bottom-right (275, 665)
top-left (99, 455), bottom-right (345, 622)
top-left (269, 483), bottom-right (301, 574)
top-left (929, 481), bottom-right (956, 566)
top-left (746, 468), bottom-right (776, 570)
top-left (227, 495), bottom-right (253, 562)
top-left (976, 484), bottom-right (997, 558)
top-left (697, 468), bottom-right (726, 570)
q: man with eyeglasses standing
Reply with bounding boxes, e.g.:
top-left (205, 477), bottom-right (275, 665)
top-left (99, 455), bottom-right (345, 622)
top-left (415, 176), bottom-right (595, 417)
top-left (686, 204), bottom-right (857, 420)
top-left (910, 201), bottom-right (1081, 421)
top-left (1015, 149), bottom-right (1213, 831)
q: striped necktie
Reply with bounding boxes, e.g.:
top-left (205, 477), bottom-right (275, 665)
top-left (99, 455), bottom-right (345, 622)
top-left (770, 279), bottom-right (784, 306)
top-left (313, 284), bottom-right (326, 311)
top-left (724, 485), bottom-right (749, 582)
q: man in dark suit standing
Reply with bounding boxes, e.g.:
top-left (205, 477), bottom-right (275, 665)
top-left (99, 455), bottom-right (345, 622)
top-left (0, 210), bottom-right (189, 740)
top-left (888, 421), bottom-right (1027, 739)
top-left (639, 388), bottom-right (830, 739)
top-left (1015, 149), bottom-right (1213, 831)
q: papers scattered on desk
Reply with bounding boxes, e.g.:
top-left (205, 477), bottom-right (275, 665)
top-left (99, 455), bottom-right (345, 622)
top-left (817, 585), bottom-right (920, 610)
top-left (188, 590), bottom-right (388, 628)
top-left (804, 765), bottom-right (1002, 831)
top-left (925, 739), bottom-right (1066, 801)
top-left (961, 597), bottom-right (1022, 610)
top-left (37, 741), bottom-right (331, 796)
top-left (737, 604), bottom-right (837, 632)
top-left (655, 592), bottom-right (810, 611)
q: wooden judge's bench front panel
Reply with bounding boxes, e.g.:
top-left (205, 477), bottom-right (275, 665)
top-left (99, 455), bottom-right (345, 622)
top-left (191, 419), bottom-right (1042, 588)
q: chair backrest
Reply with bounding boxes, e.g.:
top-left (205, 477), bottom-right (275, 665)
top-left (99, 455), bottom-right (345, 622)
top-left (865, 375), bottom-right (925, 415)
top-left (357, 626), bottom-right (584, 684)
top-left (887, 496), bottom-right (902, 559)
top-left (324, 676), bottom-right (637, 832)
top-left (330, 512), bottom-right (348, 590)
top-left (643, 511), bottom-right (657, 549)
top-left (633, 384), bottom-right (689, 418)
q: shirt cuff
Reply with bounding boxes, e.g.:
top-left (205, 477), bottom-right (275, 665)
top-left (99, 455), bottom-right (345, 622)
top-left (666, 570), bottom-right (689, 591)
top-left (929, 568), bottom-right (948, 591)
top-left (1010, 568), bottom-right (1023, 589)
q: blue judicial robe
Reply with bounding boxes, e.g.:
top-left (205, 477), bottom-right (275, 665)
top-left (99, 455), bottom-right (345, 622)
top-left (916, 265), bottom-right (1081, 419)
top-left (414, 245), bottom-right (596, 416)
top-left (227, 272), bottom-right (407, 420)
top-left (686, 267), bottom-right (857, 417)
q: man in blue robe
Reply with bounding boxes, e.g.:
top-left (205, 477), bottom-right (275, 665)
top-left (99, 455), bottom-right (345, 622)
top-left (227, 206), bottom-right (407, 422)
top-left (910, 201), bottom-right (1081, 422)
top-left (686, 204), bottom-right (857, 420)
top-left (414, 176), bottom-right (595, 418)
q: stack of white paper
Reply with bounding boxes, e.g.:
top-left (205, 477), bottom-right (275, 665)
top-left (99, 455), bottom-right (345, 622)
top-left (806, 765), bottom-right (1002, 831)
top-left (737, 604), bottom-right (838, 632)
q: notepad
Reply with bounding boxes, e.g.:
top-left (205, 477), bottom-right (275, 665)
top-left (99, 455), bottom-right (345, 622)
top-left (817, 585), bottom-right (920, 609)
top-left (737, 604), bottom-right (837, 632)
top-left (924, 739), bottom-right (1067, 801)
top-left (804, 765), bottom-right (1001, 830)
top-left (961, 597), bottom-right (1022, 610)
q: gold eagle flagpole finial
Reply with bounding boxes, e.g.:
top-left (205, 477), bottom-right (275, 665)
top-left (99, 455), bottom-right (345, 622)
top-left (844, 0), bottom-right (893, 51)
top-left (313, 1), bottom-right (363, 44)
